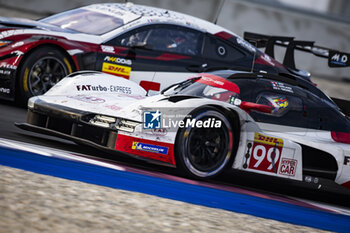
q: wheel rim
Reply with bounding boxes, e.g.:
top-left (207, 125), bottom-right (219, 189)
top-left (28, 56), bottom-right (68, 95)
top-left (182, 110), bottom-right (233, 177)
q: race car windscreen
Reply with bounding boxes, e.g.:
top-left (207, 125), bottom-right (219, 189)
top-left (164, 77), bottom-right (239, 103)
top-left (40, 9), bottom-right (124, 35)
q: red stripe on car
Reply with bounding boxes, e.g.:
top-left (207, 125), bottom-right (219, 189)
top-left (196, 73), bottom-right (240, 94)
top-left (115, 134), bottom-right (175, 165)
top-left (156, 53), bottom-right (190, 61)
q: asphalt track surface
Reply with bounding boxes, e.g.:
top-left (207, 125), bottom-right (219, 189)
top-left (1, 99), bottom-right (350, 207)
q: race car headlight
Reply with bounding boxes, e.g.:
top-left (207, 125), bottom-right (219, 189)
top-left (115, 119), bottom-right (139, 133)
top-left (95, 115), bottom-right (116, 123)
top-left (88, 115), bottom-right (139, 132)
top-left (89, 115), bottom-right (116, 128)
top-left (0, 40), bottom-right (12, 48)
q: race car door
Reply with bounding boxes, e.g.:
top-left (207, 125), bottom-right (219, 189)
top-left (99, 24), bottom-right (206, 93)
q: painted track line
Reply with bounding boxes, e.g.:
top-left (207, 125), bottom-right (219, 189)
top-left (0, 144), bottom-right (350, 232)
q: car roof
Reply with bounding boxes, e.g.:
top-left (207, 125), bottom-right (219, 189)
top-left (84, 3), bottom-right (238, 37)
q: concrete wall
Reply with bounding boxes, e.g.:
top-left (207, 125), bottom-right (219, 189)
top-left (1, 0), bottom-right (350, 79)
top-left (217, 0), bottom-right (350, 80)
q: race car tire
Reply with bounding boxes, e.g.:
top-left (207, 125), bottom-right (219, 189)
top-left (175, 107), bottom-right (235, 179)
top-left (17, 46), bottom-right (73, 104)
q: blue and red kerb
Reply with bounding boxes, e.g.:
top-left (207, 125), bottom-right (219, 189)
top-left (115, 134), bottom-right (176, 165)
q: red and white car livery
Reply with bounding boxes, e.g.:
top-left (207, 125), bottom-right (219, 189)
top-left (0, 2), bottom-right (292, 103)
top-left (17, 71), bottom-right (350, 192)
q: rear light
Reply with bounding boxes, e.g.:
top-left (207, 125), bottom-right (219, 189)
top-left (331, 131), bottom-right (350, 144)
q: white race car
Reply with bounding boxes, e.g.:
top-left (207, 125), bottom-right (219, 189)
top-left (16, 71), bottom-right (350, 192)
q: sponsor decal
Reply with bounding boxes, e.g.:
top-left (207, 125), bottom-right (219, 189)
top-left (102, 62), bottom-right (131, 78)
top-left (117, 93), bottom-right (145, 100)
top-left (254, 132), bottom-right (284, 146)
top-left (143, 110), bottom-right (222, 130)
top-left (151, 128), bottom-right (168, 136)
top-left (270, 81), bottom-right (293, 93)
top-left (0, 69), bottom-right (11, 75)
top-left (85, 4), bottom-right (128, 17)
top-left (67, 95), bottom-right (105, 103)
top-left (236, 37), bottom-right (256, 53)
top-left (0, 29), bottom-right (24, 39)
top-left (329, 50), bottom-right (350, 67)
top-left (11, 50), bottom-right (24, 56)
top-left (11, 41), bottom-right (24, 48)
top-left (200, 76), bottom-right (224, 86)
top-left (344, 156), bottom-right (350, 166)
top-left (217, 45), bottom-right (226, 56)
top-left (247, 133), bottom-right (283, 173)
top-left (115, 134), bottom-right (175, 164)
top-left (104, 56), bottom-right (132, 66)
top-left (76, 84), bottom-right (131, 94)
top-left (279, 158), bottom-right (297, 176)
top-left (67, 49), bottom-right (84, 56)
top-left (132, 141), bottom-right (169, 155)
top-left (273, 97), bottom-right (288, 108)
top-left (104, 104), bottom-right (122, 111)
top-left (0, 87), bottom-right (10, 94)
top-left (196, 74), bottom-right (240, 94)
top-left (260, 54), bottom-right (275, 67)
top-left (101, 45), bottom-right (115, 53)
top-left (0, 63), bottom-right (17, 70)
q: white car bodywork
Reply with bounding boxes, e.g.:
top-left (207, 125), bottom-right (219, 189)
top-left (27, 72), bottom-right (308, 182)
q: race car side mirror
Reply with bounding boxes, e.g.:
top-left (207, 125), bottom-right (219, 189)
top-left (240, 101), bottom-right (273, 114)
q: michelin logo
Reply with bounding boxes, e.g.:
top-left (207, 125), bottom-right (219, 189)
top-left (104, 56), bottom-right (132, 66)
top-left (132, 142), bottom-right (169, 155)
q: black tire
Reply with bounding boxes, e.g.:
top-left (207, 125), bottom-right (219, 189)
top-left (175, 107), bottom-right (236, 179)
top-left (17, 46), bottom-right (73, 104)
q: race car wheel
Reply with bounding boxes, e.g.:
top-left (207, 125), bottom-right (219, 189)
top-left (175, 108), bottom-right (234, 179)
top-left (17, 46), bottom-right (73, 104)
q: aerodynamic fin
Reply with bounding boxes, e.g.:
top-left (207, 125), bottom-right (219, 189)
top-left (244, 31), bottom-right (350, 70)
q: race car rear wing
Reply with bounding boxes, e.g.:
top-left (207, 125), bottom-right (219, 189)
top-left (243, 31), bottom-right (350, 70)
top-left (331, 97), bottom-right (350, 117)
